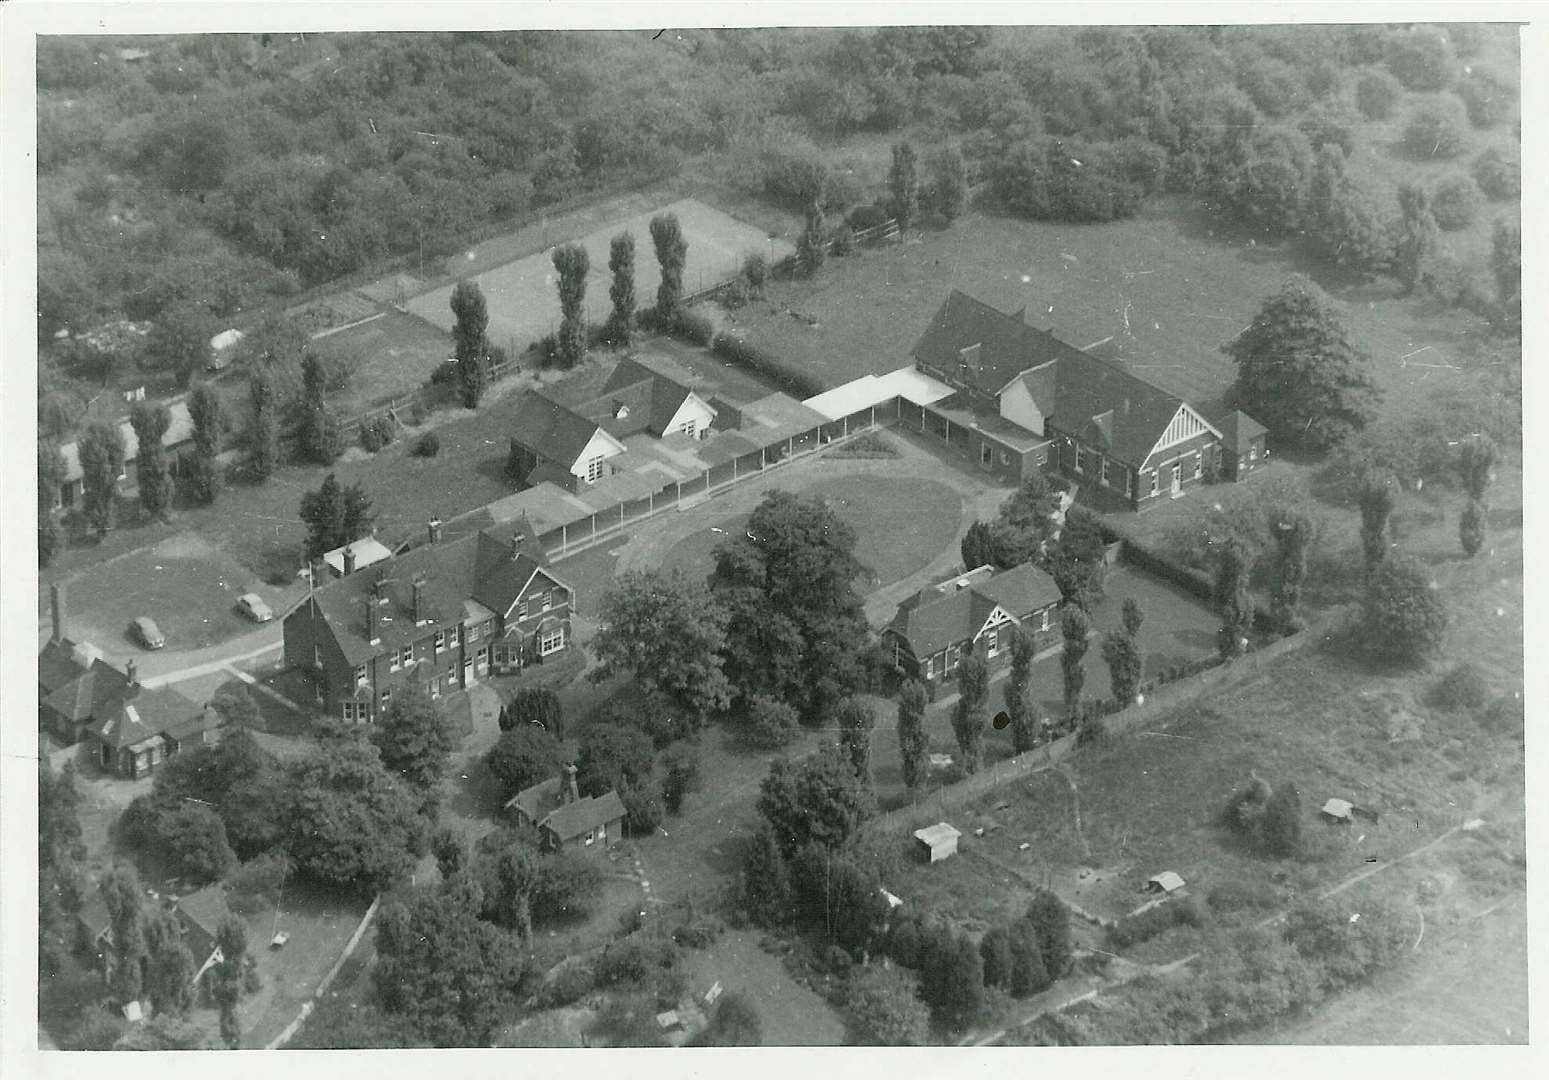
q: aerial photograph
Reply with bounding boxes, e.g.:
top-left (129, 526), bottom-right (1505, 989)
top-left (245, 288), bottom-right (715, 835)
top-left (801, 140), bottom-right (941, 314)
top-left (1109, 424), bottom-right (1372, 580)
top-left (24, 16), bottom-right (1528, 1053)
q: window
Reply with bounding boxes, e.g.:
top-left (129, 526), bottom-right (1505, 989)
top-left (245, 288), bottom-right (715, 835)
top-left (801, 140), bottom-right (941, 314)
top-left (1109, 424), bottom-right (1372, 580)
top-left (1126, 469), bottom-right (1136, 498)
top-left (680, 420), bottom-right (696, 438)
top-left (584, 829), bottom-right (596, 846)
top-left (987, 628), bottom-right (1001, 658)
top-left (1073, 446), bottom-right (1084, 473)
top-left (433, 629), bottom-right (446, 652)
top-left (598, 822), bottom-right (607, 841)
top-left (1000, 450), bottom-right (1011, 466)
top-left (1100, 457), bottom-right (1111, 486)
top-left (1040, 608), bottom-right (1051, 632)
top-left (1148, 470), bottom-right (1158, 496)
top-left (354, 665), bottom-right (368, 688)
top-left (980, 442), bottom-right (992, 466)
top-left (449, 625), bottom-right (460, 648)
top-left (540, 628), bottom-right (565, 656)
top-left (399, 645), bottom-right (414, 668)
top-left (1249, 445), bottom-right (1259, 461)
top-left (313, 644), bottom-right (323, 670)
top-left (380, 689), bottom-right (392, 707)
top-left (1036, 449), bottom-right (1048, 466)
top-left (516, 601), bottom-right (528, 620)
top-left (585, 456), bottom-right (605, 483)
top-left (1193, 454), bottom-right (1202, 479)
top-left (446, 661), bottom-right (456, 680)
top-left (541, 590), bottom-right (552, 613)
top-left (389, 651), bottom-right (401, 673)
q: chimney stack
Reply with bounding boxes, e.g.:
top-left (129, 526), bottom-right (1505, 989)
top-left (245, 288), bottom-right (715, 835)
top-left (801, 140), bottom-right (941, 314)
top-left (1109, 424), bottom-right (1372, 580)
top-left (564, 764), bottom-right (579, 804)
top-left (50, 582), bottom-right (65, 644)
top-left (510, 531), bottom-right (525, 560)
top-left (343, 546), bottom-right (357, 576)
top-left (412, 577), bottom-right (425, 623)
top-left (125, 659), bottom-right (138, 686)
top-left (366, 596), bottom-right (379, 645)
top-left (427, 517), bottom-right (443, 545)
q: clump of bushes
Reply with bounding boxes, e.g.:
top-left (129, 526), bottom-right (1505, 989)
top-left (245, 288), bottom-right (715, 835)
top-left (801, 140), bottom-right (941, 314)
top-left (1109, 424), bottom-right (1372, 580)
top-left (595, 928), bottom-right (683, 987)
top-left (1385, 27), bottom-right (1456, 92)
top-left (640, 306), bottom-right (715, 347)
top-left (537, 960), bottom-right (597, 1008)
top-left (1457, 68), bottom-right (1516, 129)
top-left (1220, 773), bottom-right (1303, 857)
top-left (847, 204), bottom-right (891, 231)
top-left (359, 414), bottom-right (396, 453)
top-left (830, 223), bottom-right (856, 257)
top-left (1427, 661), bottom-right (1490, 714)
top-left (1205, 879), bottom-right (1280, 913)
top-left (1430, 175), bottom-right (1482, 231)
top-left (1107, 895), bottom-right (1206, 950)
top-left (1472, 145), bottom-right (1520, 200)
top-left (118, 794), bottom-right (238, 885)
top-left (1402, 97), bottom-right (1471, 159)
top-left (1354, 67), bottom-right (1403, 120)
top-left (410, 431), bottom-right (440, 457)
top-left (710, 332), bottom-right (825, 398)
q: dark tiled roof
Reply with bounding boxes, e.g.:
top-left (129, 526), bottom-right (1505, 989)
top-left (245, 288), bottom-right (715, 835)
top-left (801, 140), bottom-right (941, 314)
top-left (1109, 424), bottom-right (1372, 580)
top-left (1217, 410), bottom-right (1268, 453)
top-left (597, 356), bottom-right (695, 435)
top-left (86, 684), bottom-right (204, 750)
top-left (510, 392), bottom-right (605, 469)
top-left (887, 564), bottom-right (1061, 660)
top-left (911, 290), bottom-right (1076, 397)
top-left (505, 775), bottom-right (563, 821)
top-left (38, 640), bottom-right (88, 696)
top-left (174, 884), bottom-right (233, 939)
top-left (542, 790), bottom-right (626, 842)
top-left (43, 660), bottom-right (131, 724)
top-left (1048, 354), bottom-right (1185, 467)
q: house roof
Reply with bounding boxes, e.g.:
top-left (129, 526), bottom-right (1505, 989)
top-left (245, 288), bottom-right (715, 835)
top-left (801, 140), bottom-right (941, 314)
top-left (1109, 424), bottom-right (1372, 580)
top-left (38, 638), bottom-right (89, 695)
top-left (305, 520), bottom-right (564, 667)
top-left (510, 392), bottom-right (608, 469)
top-left (1047, 353), bottom-right (1186, 467)
top-left (911, 290), bottom-right (1072, 397)
top-left (505, 775), bottom-right (563, 820)
top-left (42, 659), bottom-right (131, 725)
top-left (59, 400), bottom-right (196, 482)
top-left (321, 537), bottom-right (393, 576)
top-left (886, 563), bottom-right (1062, 660)
top-left (913, 823), bottom-right (962, 847)
top-left (174, 884), bottom-right (234, 939)
top-left (1148, 871), bottom-right (1186, 893)
top-left (86, 684), bottom-right (204, 750)
top-left (596, 356), bottom-right (698, 435)
top-left (1217, 410), bottom-right (1268, 454)
top-left (541, 790), bottom-right (626, 841)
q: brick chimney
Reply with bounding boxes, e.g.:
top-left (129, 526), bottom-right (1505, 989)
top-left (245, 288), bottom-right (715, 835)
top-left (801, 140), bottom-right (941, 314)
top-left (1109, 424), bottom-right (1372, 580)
top-left (343, 545), bottom-right (357, 576)
top-left (412, 577), bottom-right (425, 623)
top-left (427, 517), bottom-right (443, 545)
top-left (50, 582), bottom-right (65, 644)
top-left (366, 596), bottom-right (379, 645)
top-left (510, 530), bottom-right (525, 561)
top-left (125, 659), bottom-right (138, 686)
top-left (563, 763), bottom-right (579, 804)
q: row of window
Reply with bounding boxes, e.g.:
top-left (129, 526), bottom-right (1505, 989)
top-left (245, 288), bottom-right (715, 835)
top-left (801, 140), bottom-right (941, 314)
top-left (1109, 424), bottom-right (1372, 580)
top-left (922, 610), bottom-right (1053, 678)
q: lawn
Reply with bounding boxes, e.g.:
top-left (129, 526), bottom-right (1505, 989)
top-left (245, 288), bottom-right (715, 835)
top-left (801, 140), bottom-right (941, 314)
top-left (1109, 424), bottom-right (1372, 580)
top-left (683, 931), bottom-right (850, 1046)
top-left (308, 309), bottom-right (454, 418)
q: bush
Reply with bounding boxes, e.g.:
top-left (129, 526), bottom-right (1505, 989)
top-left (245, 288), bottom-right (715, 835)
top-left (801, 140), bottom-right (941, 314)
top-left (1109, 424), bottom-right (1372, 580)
top-left (1402, 97), bottom-right (1471, 159)
top-left (830, 224), bottom-right (856, 257)
top-left (710, 332), bottom-right (825, 398)
top-left (763, 150), bottom-right (828, 208)
top-left (410, 431), bottom-right (440, 457)
top-left (595, 930), bottom-right (681, 988)
top-left (1354, 68), bottom-right (1402, 120)
top-left (1430, 175), bottom-right (1481, 231)
top-left (226, 852), bottom-right (293, 916)
top-left (120, 795), bottom-right (237, 885)
top-left (1385, 27), bottom-right (1456, 91)
top-left (1362, 556), bottom-right (1450, 664)
top-left (1206, 879), bottom-right (1281, 913)
top-left (1427, 661), bottom-right (1490, 714)
top-left (671, 913), bottom-right (724, 950)
top-left (1472, 145), bottom-right (1520, 200)
top-left (538, 961), bottom-right (597, 1008)
top-left (359, 414), bottom-right (396, 453)
top-left (1108, 896), bottom-right (1206, 950)
top-left (847, 204), bottom-right (890, 231)
top-left (1457, 68), bottom-right (1515, 129)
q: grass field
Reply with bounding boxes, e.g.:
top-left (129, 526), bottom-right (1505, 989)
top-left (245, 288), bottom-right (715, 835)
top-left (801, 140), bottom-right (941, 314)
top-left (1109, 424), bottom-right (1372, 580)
top-left (407, 197), bottom-right (797, 354)
top-left (308, 309), bottom-right (453, 417)
top-left (683, 931), bottom-right (850, 1046)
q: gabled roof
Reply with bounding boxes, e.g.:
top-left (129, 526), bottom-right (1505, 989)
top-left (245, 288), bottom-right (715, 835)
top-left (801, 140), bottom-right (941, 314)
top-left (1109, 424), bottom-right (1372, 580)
top-left (1217, 409), bottom-right (1268, 454)
top-left (39, 639), bottom-right (89, 695)
top-left (322, 537), bottom-right (393, 576)
top-left (887, 563), bottom-right (1061, 660)
top-left (42, 659), bottom-right (131, 725)
top-left (541, 790), bottom-right (626, 841)
top-left (510, 392), bottom-right (611, 469)
top-left (87, 684), bottom-right (204, 750)
top-left (595, 356), bottom-right (698, 436)
top-left (911, 291), bottom-right (1070, 397)
top-left (505, 775), bottom-right (563, 821)
top-left (1048, 353), bottom-right (1186, 467)
top-left (174, 884), bottom-right (234, 939)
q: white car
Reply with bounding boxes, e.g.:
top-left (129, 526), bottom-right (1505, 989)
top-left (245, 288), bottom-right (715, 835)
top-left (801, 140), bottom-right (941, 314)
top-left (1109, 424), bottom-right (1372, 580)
top-left (237, 592), bottom-right (274, 623)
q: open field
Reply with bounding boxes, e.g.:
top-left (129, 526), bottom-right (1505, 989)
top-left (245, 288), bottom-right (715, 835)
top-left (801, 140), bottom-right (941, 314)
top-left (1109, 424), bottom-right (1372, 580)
top-left (308, 309), bottom-right (454, 417)
top-left (683, 931), bottom-right (850, 1046)
top-left (408, 198), bottom-right (797, 353)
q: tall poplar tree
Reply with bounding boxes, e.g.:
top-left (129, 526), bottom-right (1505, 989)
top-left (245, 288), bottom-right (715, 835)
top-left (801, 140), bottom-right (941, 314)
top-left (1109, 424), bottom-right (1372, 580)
top-left (607, 231), bottom-right (636, 345)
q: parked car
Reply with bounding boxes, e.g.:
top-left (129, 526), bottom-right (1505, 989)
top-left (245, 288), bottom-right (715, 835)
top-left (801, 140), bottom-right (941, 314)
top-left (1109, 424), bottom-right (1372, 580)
top-left (236, 592), bottom-right (274, 623)
top-left (130, 616), bottom-right (165, 649)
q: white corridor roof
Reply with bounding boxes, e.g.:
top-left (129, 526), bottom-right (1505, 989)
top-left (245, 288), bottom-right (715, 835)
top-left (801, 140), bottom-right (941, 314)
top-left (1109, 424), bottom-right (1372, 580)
top-left (802, 365), bottom-right (955, 421)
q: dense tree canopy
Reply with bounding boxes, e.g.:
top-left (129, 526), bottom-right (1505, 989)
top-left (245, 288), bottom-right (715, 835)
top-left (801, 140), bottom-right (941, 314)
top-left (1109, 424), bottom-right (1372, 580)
top-left (757, 744), bottom-right (874, 857)
top-left (591, 570), bottom-right (732, 724)
top-left (298, 472), bottom-right (375, 560)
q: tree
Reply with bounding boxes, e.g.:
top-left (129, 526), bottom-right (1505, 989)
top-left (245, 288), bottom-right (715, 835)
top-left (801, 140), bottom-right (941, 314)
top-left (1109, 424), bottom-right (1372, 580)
top-left (835, 697), bottom-right (876, 781)
top-left (100, 865), bottom-right (149, 1005)
top-left (888, 142), bottom-right (920, 227)
top-left (757, 744), bottom-right (874, 858)
top-left (298, 473), bottom-right (375, 560)
top-left (1363, 556), bottom-right (1449, 665)
top-left (590, 570), bottom-right (732, 724)
top-left (745, 693), bottom-right (800, 750)
top-left (1225, 276), bottom-right (1380, 452)
top-left (1269, 511), bottom-right (1313, 634)
top-left (661, 742), bottom-right (701, 814)
top-left (283, 734), bottom-right (426, 894)
top-left (607, 231), bottom-right (636, 345)
top-left (1122, 597), bottom-right (1145, 639)
top-left (926, 144), bottom-right (969, 222)
top-left (1357, 469), bottom-right (1397, 573)
top-left (500, 687), bottom-right (564, 739)
top-left (951, 654), bottom-right (989, 773)
top-left (1491, 219), bottom-right (1521, 333)
top-left (141, 906), bottom-right (195, 1018)
top-left (741, 824), bottom-right (793, 928)
top-left (1008, 929), bottom-right (1050, 997)
top-left (1025, 889), bottom-right (1073, 979)
top-left (846, 964), bottom-right (932, 1045)
top-left (1355, 68), bottom-right (1403, 120)
top-left (298, 354), bottom-right (342, 465)
top-left (552, 242), bottom-right (590, 368)
top-left (450, 281), bottom-right (490, 409)
top-left (1043, 512), bottom-right (1107, 611)
top-left (1261, 780), bottom-right (1303, 857)
top-left (980, 925), bottom-right (1014, 989)
top-left (147, 300), bottom-right (216, 387)
top-left (897, 680), bottom-right (929, 789)
top-left (114, 1014), bottom-right (221, 1050)
top-left (1101, 629), bottom-right (1143, 707)
top-left (1006, 626), bottom-right (1038, 754)
top-left (128, 402), bottom-right (172, 521)
top-left (797, 200), bottom-right (827, 276)
top-left (742, 252), bottom-right (769, 298)
top-left (960, 520), bottom-right (999, 571)
top-left (246, 365), bottom-right (280, 481)
top-left (77, 421), bottom-right (125, 537)
top-left (211, 917), bottom-right (248, 1048)
top-left (38, 438), bottom-right (65, 566)
top-left (1458, 435), bottom-right (1496, 503)
top-left (120, 796), bottom-right (237, 884)
top-left (186, 380), bottom-right (222, 504)
top-left (919, 925), bottom-right (984, 1031)
top-left (690, 992), bottom-right (763, 1046)
top-left (649, 212), bottom-right (688, 317)
top-left (1060, 606), bottom-right (1091, 718)
top-left (576, 722), bottom-right (654, 799)
top-left (1460, 498), bottom-right (1486, 557)
top-left (1394, 183), bottom-right (1440, 295)
top-left (790, 844), bottom-right (889, 955)
top-left (374, 683), bottom-right (454, 791)
top-left (1214, 539), bottom-right (1256, 660)
top-left (529, 850), bottom-right (605, 923)
top-left (374, 886), bottom-right (525, 1047)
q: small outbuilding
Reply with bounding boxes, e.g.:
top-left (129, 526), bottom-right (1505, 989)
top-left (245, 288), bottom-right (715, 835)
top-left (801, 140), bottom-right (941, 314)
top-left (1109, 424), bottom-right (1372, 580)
top-left (1144, 871), bottom-right (1186, 895)
top-left (1321, 798), bottom-right (1355, 824)
top-left (927, 753), bottom-right (955, 770)
top-left (913, 822), bottom-right (962, 864)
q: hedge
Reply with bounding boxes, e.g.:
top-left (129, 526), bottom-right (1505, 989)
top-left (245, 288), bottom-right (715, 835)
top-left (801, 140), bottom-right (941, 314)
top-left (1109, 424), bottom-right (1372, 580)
top-left (1107, 896), bottom-right (1205, 950)
top-left (710, 332), bottom-right (827, 399)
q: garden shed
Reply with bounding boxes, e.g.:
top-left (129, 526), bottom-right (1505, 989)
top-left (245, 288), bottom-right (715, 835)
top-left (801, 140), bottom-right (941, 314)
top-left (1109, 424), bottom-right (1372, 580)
top-left (1144, 871), bottom-right (1186, 895)
top-left (1321, 798), bottom-right (1355, 824)
top-left (913, 822), bottom-right (962, 864)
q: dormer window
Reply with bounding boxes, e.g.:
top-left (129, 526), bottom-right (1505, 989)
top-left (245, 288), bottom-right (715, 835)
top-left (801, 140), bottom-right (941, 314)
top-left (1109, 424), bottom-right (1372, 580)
top-left (614, 403), bottom-right (630, 420)
top-left (585, 456), bottom-right (605, 483)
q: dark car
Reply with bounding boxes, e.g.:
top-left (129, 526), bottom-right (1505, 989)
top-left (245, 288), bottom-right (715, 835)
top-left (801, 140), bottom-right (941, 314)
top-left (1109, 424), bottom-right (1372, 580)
top-left (130, 616), bottom-right (165, 650)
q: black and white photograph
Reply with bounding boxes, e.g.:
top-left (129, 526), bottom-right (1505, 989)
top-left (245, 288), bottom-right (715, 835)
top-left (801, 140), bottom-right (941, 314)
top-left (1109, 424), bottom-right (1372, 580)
top-left (4, 1), bottom-right (1540, 1064)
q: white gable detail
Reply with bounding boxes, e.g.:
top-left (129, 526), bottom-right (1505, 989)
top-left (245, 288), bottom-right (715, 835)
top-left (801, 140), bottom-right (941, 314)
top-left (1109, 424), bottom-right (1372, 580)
top-left (1144, 404), bottom-right (1223, 464)
top-left (973, 605), bottom-right (1018, 641)
top-left (567, 427), bottom-right (627, 476)
top-left (665, 392), bottom-right (718, 438)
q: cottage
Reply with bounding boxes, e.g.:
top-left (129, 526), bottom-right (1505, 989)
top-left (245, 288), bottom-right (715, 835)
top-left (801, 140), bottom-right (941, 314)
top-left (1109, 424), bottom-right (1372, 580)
top-left (51, 399), bottom-right (196, 511)
top-left (913, 823), bottom-right (962, 864)
top-left (83, 669), bottom-right (217, 779)
top-left (283, 516), bottom-right (574, 721)
top-left (884, 562), bottom-right (1063, 683)
top-left (1144, 872), bottom-right (1186, 895)
top-left (504, 765), bottom-right (625, 854)
top-left (173, 885), bottom-right (236, 975)
top-left (908, 291), bottom-right (1267, 509)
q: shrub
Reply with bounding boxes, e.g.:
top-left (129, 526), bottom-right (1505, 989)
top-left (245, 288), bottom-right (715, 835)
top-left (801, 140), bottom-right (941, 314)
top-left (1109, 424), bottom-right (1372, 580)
top-left (538, 961), bottom-right (597, 1008)
top-left (1457, 68), bottom-right (1515, 129)
top-left (1472, 146), bottom-right (1520, 200)
top-left (1402, 97), bottom-right (1471, 159)
top-left (410, 431), bottom-right (440, 457)
top-left (847, 204), bottom-right (890, 231)
top-left (120, 796), bottom-right (237, 885)
top-left (1206, 879), bottom-right (1280, 913)
top-left (710, 332), bottom-right (825, 398)
top-left (830, 224), bottom-right (856, 257)
top-left (359, 414), bottom-right (395, 453)
top-left (671, 308), bottom-right (715, 347)
top-left (225, 852), bottom-right (293, 916)
top-left (844, 964), bottom-right (931, 1045)
top-left (1363, 556), bottom-right (1449, 664)
top-left (1385, 27), bottom-right (1456, 92)
top-left (744, 694), bottom-right (799, 749)
top-left (1427, 661), bottom-right (1490, 714)
top-left (763, 150), bottom-right (828, 208)
top-left (595, 930), bottom-right (681, 987)
top-left (1354, 68), bottom-right (1402, 120)
top-left (1430, 175), bottom-right (1481, 231)
top-left (671, 913), bottom-right (725, 950)
top-left (428, 359), bottom-right (458, 386)
top-left (1108, 896), bottom-right (1206, 950)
